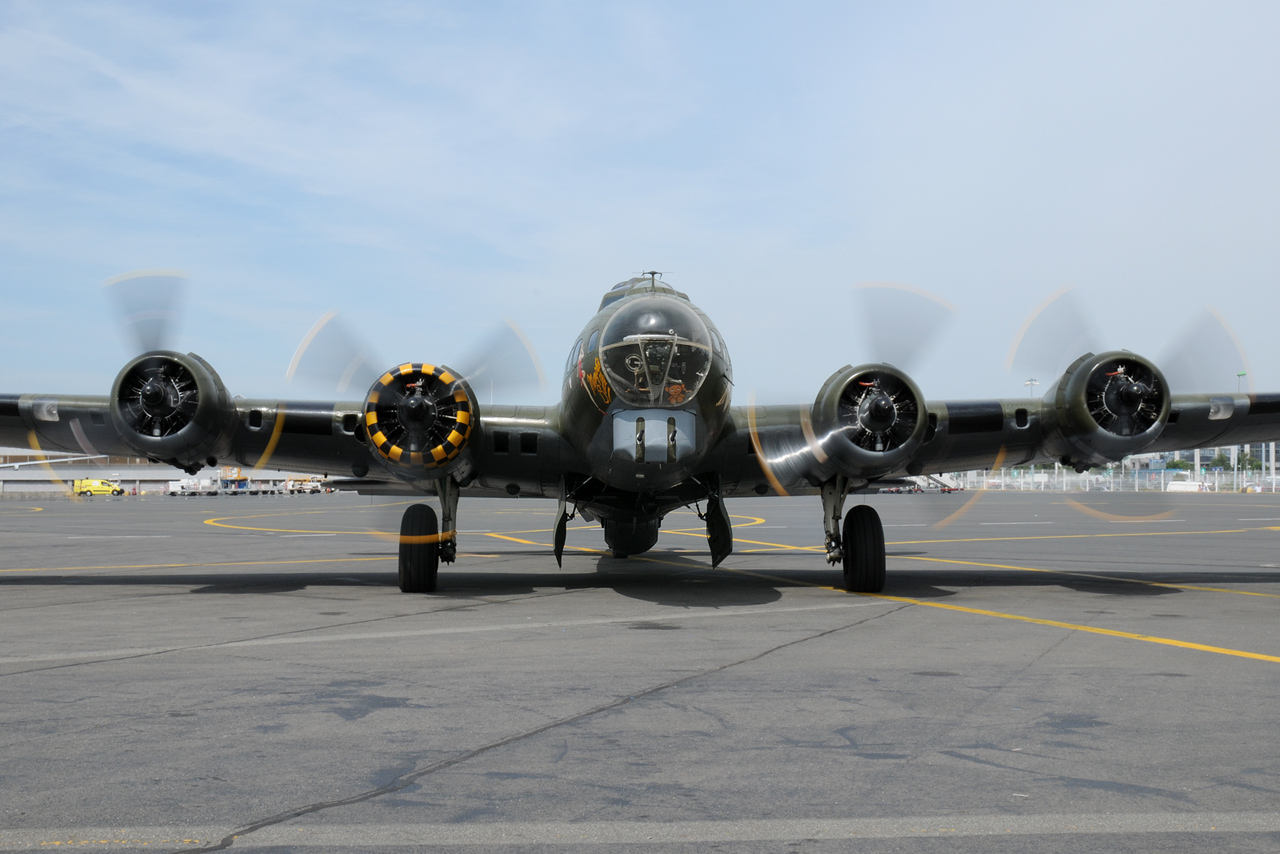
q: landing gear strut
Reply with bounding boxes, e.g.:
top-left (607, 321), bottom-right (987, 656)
top-left (820, 475), bottom-right (886, 593)
top-left (820, 476), bottom-right (849, 564)
top-left (437, 476), bottom-right (459, 564)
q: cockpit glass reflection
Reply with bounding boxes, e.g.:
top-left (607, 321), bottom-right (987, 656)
top-left (599, 295), bottom-right (713, 407)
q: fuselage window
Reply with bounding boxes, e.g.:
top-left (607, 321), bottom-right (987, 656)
top-left (565, 338), bottom-right (583, 375)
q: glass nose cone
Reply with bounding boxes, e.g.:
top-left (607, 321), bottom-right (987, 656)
top-left (599, 295), bottom-right (714, 407)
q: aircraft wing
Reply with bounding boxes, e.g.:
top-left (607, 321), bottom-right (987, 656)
top-left (6, 348), bottom-right (1280, 502)
top-left (725, 388), bottom-right (1280, 496)
top-left (0, 391), bottom-right (571, 498)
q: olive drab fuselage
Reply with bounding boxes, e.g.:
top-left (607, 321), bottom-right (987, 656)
top-left (557, 278), bottom-right (734, 495)
top-left (7, 271), bottom-right (1280, 593)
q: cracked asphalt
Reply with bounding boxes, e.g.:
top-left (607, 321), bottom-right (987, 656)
top-left (2, 491), bottom-right (1280, 852)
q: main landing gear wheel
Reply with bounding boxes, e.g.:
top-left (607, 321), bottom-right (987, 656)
top-left (842, 504), bottom-right (886, 593)
top-left (399, 503), bottom-right (439, 593)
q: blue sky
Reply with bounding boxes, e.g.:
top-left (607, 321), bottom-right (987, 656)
top-left (2, 1), bottom-right (1278, 405)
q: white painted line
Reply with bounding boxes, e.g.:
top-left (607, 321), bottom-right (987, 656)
top-left (979, 522), bottom-right (1053, 526)
top-left (1239, 518), bottom-right (1280, 521)
top-left (278, 534), bottom-right (337, 538)
top-left (7, 812), bottom-right (1280, 848)
top-left (66, 535), bottom-right (171, 540)
top-left (1108, 520), bottom-right (1184, 524)
top-left (885, 524), bottom-right (928, 527)
top-left (0, 600), bottom-right (891, 664)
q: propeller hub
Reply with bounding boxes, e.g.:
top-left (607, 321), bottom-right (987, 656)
top-left (860, 393), bottom-right (897, 433)
top-left (140, 379), bottom-right (170, 410)
top-left (401, 394), bottom-right (434, 427)
top-left (1119, 381), bottom-right (1149, 408)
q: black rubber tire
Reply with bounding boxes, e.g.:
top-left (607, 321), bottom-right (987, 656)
top-left (399, 503), bottom-right (439, 593)
top-left (842, 504), bottom-right (886, 593)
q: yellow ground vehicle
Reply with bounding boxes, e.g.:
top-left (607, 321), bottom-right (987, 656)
top-left (72, 478), bottom-right (124, 496)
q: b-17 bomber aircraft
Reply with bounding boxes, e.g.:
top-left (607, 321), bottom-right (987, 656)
top-left (3, 273), bottom-right (1280, 594)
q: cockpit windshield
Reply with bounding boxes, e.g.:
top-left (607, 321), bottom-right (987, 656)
top-left (599, 295), bottom-right (714, 407)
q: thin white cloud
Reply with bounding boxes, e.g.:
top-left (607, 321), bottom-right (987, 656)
top-left (1, 1), bottom-right (1278, 403)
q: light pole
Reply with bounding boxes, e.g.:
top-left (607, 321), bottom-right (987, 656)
top-left (1238, 371), bottom-right (1247, 393)
top-left (1024, 378), bottom-right (1039, 398)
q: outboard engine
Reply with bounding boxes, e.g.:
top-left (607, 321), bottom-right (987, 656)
top-left (1040, 351), bottom-right (1171, 471)
top-left (110, 351), bottom-right (236, 473)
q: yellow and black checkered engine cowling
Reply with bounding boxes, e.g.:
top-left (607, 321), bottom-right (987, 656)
top-left (362, 363), bottom-right (475, 471)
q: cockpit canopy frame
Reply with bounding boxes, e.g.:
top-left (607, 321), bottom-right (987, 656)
top-left (598, 294), bottom-right (714, 408)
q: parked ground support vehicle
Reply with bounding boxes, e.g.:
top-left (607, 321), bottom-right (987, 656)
top-left (167, 478), bottom-right (219, 496)
top-left (287, 477), bottom-right (325, 494)
top-left (72, 478), bottom-right (124, 496)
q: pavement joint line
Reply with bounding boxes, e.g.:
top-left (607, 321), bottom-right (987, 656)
top-left (136, 615), bottom-right (885, 854)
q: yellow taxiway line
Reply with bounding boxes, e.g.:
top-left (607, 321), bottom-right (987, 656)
top-left (0, 556), bottom-right (394, 573)
top-left (23, 503), bottom-right (1280, 663)
top-left (698, 563), bottom-right (1280, 665)
top-left (486, 520), bottom-right (1280, 665)
top-left (863, 592), bottom-right (1280, 664)
top-left (894, 554), bottom-right (1280, 599)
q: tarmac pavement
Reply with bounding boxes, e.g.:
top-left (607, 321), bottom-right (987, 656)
top-left (2, 490), bottom-right (1280, 852)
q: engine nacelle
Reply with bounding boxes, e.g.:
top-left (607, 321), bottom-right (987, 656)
top-left (110, 351), bottom-right (236, 473)
top-left (811, 364), bottom-right (928, 477)
top-left (1040, 351), bottom-right (1171, 470)
top-left (363, 363), bottom-right (476, 475)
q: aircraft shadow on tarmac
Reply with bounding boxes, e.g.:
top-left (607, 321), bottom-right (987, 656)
top-left (7, 553), bottom-right (1280, 603)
